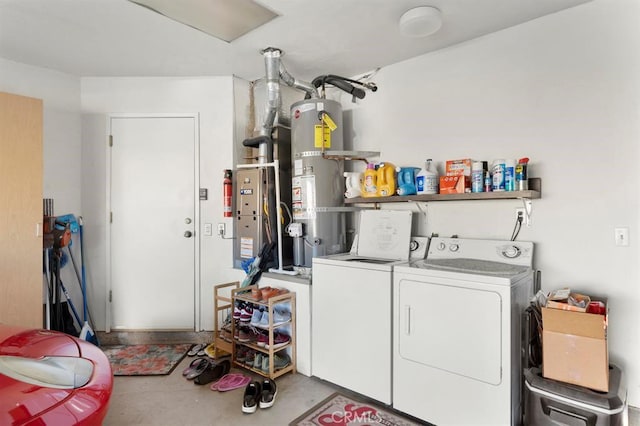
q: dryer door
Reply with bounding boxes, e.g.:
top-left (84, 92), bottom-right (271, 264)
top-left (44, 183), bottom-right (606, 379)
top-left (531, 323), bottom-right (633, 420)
top-left (398, 277), bottom-right (503, 385)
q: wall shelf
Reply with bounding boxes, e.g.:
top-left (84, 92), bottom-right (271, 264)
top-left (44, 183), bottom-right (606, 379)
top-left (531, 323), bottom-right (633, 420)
top-left (343, 178), bottom-right (541, 204)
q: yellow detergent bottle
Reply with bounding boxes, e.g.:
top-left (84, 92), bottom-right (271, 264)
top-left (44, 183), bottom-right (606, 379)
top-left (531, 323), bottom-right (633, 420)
top-left (376, 162), bottom-right (397, 197)
top-left (362, 163), bottom-right (378, 197)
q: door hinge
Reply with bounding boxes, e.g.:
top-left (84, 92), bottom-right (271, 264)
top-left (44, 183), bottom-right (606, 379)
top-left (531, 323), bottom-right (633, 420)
top-left (110, 212), bottom-right (113, 223)
top-left (109, 290), bottom-right (112, 303)
top-left (109, 135), bottom-right (113, 147)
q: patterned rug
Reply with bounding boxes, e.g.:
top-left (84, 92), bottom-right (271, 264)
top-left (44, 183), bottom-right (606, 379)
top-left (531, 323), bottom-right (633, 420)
top-left (102, 343), bottom-right (191, 376)
top-left (290, 392), bottom-right (425, 426)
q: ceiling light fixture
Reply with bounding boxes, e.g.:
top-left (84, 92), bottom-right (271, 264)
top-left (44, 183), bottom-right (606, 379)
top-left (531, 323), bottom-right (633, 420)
top-left (399, 6), bottom-right (443, 38)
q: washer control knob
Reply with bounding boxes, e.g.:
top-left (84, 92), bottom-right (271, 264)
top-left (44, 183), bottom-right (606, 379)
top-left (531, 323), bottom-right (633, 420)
top-left (503, 245), bottom-right (521, 258)
top-left (438, 242), bottom-right (446, 251)
top-left (449, 244), bottom-right (459, 252)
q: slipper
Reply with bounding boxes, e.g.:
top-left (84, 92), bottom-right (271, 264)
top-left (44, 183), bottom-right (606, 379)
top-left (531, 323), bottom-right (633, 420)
top-left (194, 359), bottom-right (231, 385)
top-left (210, 373), bottom-right (251, 392)
top-left (187, 343), bottom-right (206, 357)
top-left (186, 358), bottom-right (210, 380)
top-left (182, 357), bottom-right (207, 377)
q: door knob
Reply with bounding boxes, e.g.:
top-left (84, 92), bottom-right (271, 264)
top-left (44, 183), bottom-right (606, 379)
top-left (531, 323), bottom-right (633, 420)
top-left (185, 218), bottom-right (192, 224)
top-left (184, 231), bottom-right (193, 238)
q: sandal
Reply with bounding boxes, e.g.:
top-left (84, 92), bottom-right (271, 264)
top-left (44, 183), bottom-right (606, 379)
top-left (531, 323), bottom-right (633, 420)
top-left (182, 357), bottom-right (208, 378)
top-left (210, 373), bottom-right (251, 392)
top-left (194, 359), bottom-right (231, 385)
top-left (185, 357), bottom-right (210, 380)
top-left (187, 343), bottom-right (206, 357)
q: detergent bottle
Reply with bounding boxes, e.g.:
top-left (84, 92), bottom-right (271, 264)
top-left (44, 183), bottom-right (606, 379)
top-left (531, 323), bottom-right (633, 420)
top-left (396, 166), bottom-right (421, 196)
top-left (376, 162), bottom-right (397, 196)
top-left (416, 159), bottom-right (438, 194)
top-left (344, 172), bottom-right (363, 198)
top-left (362, 163), bottom-right (378, 197)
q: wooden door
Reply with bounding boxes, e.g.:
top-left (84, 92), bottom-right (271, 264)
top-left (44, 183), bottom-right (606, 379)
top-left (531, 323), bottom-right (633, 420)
top-left (0, 92), bottom-right (43, 328)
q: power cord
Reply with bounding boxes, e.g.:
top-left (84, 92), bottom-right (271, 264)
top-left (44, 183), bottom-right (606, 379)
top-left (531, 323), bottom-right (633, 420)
top-left (511, 211), bottom-right (523, 241)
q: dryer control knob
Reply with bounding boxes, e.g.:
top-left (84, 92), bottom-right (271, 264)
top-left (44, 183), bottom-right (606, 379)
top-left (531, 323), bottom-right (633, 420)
top-left (503, 245), bottom-right (521, 258)
top-left (438, 242), bottom-right (446, 251)
top-left (449, 244), bottom-right (459, 252)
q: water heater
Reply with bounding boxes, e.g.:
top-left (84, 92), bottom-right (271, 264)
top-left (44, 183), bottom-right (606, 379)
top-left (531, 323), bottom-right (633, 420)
top-left (290, 98), bottom-right (346, 268)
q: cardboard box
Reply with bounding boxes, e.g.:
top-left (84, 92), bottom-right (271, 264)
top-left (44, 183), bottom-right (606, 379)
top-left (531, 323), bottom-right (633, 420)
top-left (439, 175), bottom-right (465, 194)
top-left (542, 304), bottom-right (609, 392)
top-left (445, 159), bottom-right (472, 176)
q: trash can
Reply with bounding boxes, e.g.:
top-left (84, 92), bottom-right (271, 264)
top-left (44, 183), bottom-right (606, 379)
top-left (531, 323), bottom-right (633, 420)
top-left (524, 364), bottom-right (628, 426)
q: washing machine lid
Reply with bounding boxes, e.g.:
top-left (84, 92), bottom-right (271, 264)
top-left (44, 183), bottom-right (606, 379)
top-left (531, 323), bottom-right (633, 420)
top-left (355, 210), bottom-right (413, 261)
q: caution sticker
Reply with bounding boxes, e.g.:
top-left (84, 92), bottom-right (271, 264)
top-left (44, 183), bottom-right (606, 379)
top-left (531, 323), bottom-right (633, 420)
top-left (321, 112), bottom-right (337, 131)
top-left (314, 125), bottom-right (331, 148)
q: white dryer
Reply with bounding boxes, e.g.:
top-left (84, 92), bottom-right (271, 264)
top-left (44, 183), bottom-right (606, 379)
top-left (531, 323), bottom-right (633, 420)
top-left (392, 237), bottom-right (534, 426)
top-left (312, 210), bottom-right (413, 405)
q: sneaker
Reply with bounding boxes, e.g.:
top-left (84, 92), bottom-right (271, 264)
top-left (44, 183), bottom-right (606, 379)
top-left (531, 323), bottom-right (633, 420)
top-left (236, 346), bottom-right (248, 363)
top-left (253, 352), bottom-right (263, 370)
top-left (261, 352), bottom-right (291, 373)
top-left (249, 307), bottom-right (264, 326)
top-left (265, 332), bottom-right (291, 349)
top-left (242, 381), bottom-right (262, 414)
top-left (258, 308), bottom-right (291, 328)
top-left (233, 301), bottom-right (243, 320)
top-left (239, 304), bottom-right (254, 322)
top-left (244, 349), bottom-right (255, 367)
top-left (233, 322), bottom-right (240, 340)
top-left (259, 379), bottom-right (277, 409)
top-left (257, 330), bottom-right (268, 347)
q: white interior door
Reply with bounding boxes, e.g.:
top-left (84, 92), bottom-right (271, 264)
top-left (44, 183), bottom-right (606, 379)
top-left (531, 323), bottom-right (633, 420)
top-left (109, 116), bottom-right (197, 330)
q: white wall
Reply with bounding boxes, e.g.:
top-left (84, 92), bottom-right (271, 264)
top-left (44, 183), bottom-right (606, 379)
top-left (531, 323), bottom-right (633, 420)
top-left (80, 77), bottom-right (245, 332)
top-left (0, 58), bottom-right (82, 217)
top-left (343, 0), bottom-right (640, 406)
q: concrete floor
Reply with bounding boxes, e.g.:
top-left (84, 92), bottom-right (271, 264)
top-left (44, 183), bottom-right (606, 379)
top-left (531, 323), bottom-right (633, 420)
top-left (104, 355), bottom-right (640, 426)
top-left (103, 355), bottom-right (337, 426)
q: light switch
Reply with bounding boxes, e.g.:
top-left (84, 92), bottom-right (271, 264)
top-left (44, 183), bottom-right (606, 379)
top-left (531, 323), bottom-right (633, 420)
top-left (204, 223), bottom-right (212, 236)
top-left (614, 227), bottom-right (629, 246)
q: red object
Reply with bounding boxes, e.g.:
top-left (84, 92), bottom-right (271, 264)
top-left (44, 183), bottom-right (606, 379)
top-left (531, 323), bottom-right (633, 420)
top-left (0, 324), bottom-right (113, 425)
top-left (223, 169), bottom-right (232, 218)
top-left (587, 301), bottom-right (606, 315)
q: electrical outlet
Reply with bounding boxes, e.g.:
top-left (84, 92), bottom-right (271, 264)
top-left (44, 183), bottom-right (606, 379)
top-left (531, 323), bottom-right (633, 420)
top-left (515, 208), bottom-right (530, 227)
top-left (217, 223), bottom-right (225, 236)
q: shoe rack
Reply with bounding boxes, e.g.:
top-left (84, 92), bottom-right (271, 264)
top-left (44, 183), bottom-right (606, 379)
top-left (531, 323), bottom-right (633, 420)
top-left (231, 284), bottom-right (296, 380)
top-left (213, 281), bottom-right (240, 359)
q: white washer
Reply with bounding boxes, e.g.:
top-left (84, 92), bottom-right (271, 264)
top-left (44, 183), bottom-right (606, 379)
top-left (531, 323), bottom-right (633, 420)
top-left (312, 210), bottom-right (413, 405)
top-left (393, 237), bottom-right (534, 426)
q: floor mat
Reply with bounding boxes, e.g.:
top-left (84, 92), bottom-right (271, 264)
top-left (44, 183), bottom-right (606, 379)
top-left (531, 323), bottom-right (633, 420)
top-left (289, 392), bottom-right (424, 426)
top-left (102, 343), bottom-right (191, 376)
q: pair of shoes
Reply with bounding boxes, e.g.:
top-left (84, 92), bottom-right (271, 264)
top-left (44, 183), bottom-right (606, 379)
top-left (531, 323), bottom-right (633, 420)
top-left (193, 358), bottom-right (231, 385)
top-left (255, 308), bottom-right (291, 328)
top-left (211, 373), bottom-right (251, 392)
top-left (238, 326), bottom-right (260, 343)
top-left (187, 343), bottom-right (206, 357)
top-left (261, 287), bottom-right (289, 301)
top-left (182, 357), bottom-right (208, 379)
top-left (260, 352), bottom-right (291, 373)
top-left (239, 304), bottom-right (253, 322)
top-left (264, 331), bottom-right (290, 349)
top-left (242, 379), bottom-right (278, 413)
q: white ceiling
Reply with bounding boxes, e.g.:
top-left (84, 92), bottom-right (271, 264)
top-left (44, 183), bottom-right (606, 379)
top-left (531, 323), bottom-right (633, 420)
top-left (0, 0), bottom-right (592, 82)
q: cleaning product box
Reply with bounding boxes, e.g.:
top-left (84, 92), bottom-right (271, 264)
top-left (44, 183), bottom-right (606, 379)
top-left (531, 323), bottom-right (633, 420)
top-left (542, 301), bottom-right (609, 392)
top-left (445, 159), bottom-right (471, 190)
top-left (439, 175), bottom-right (465, 194)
